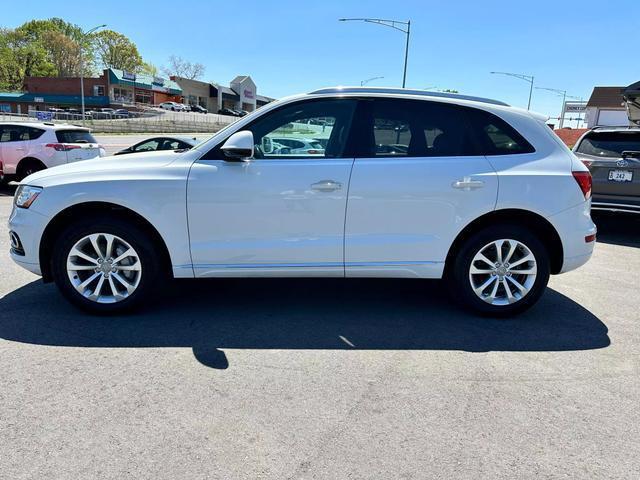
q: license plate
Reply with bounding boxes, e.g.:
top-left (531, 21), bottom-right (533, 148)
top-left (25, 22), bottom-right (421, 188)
top-left (608, 170), bottom-right (633, 182)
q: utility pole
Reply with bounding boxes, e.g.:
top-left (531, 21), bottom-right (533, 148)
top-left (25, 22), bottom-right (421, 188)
top-left (79, 24), bottom-right (107, 127)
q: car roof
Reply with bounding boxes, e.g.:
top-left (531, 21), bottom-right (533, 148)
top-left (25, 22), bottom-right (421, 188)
top-left (0, 121), bottom-right (90, 131)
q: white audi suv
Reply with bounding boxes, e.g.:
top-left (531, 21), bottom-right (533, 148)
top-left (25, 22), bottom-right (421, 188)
top-left (8, 87), bottom-right (596, 315)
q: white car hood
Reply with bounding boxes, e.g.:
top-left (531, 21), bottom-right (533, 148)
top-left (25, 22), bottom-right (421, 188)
top-left (23, 151), bottom-right (183, 187)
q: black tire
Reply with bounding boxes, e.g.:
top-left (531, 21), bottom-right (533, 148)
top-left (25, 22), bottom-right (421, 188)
top-left (16, 159), bottom-right (46, 181)
top-left (51, 216), bottom-right (161, 314)
top-left (446, 224), bottom-right (550, 317)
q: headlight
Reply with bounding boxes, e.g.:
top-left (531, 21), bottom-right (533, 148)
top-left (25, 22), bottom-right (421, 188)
top-left (14, 185), bottom-right (43, 209)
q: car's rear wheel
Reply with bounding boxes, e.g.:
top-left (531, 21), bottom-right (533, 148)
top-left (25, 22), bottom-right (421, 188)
top-left (51, 217), bottom-right (160, 314)
top-left (17, 159), bottom-right (46, 181)
top-left (448, 225), bottom-right (550, 317)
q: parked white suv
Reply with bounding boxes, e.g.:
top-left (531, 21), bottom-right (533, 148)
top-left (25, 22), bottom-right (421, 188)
top-left (0, 122), bottom-right (105, 181)
top-left (9, 87), bottom-right (596, 315)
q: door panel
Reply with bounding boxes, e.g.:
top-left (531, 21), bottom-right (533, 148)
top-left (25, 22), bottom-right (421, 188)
top-left (345, 156), bottom-right (497, 278)
top-left (187, 98), bottom-right (358, 277)
top-left (187, 158), bottom-right (352, 276)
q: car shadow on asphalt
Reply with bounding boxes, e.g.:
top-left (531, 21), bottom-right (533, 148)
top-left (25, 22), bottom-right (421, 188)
top-left (592, 212), bottom-right (640, 248)
top-left (0, 278), bottom-right (610, 369)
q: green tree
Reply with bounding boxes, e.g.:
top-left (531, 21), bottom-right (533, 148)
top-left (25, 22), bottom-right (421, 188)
top-left (93, 30), bottom-right (142, 72)
top-left (0, 27), bottom-right (55, 90)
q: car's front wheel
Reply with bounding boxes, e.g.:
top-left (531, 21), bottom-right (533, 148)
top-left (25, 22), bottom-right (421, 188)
top-left (447, 225), bottom-right (550, 317)
top-left (51, 217), bottom-right (160, 314)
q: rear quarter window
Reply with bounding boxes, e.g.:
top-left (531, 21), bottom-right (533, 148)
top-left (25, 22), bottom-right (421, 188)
top-left (55, 130), bottom-right (97, 143)
top-left (464, 108), bottom-right (535, 155)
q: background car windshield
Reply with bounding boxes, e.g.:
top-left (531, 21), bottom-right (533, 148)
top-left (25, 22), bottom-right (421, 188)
top-left (55, 130), bottom-right (97, 143)
top-left (576, 132), bottom-right (640, 157)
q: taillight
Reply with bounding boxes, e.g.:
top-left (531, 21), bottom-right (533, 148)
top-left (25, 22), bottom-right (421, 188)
top-left (572, 170), bottom-right (592, 199)
top-left (580, 159), bottom-right (593, 168)
top-left (0, 161), bottom-right (3, 175)
top-left (45, 143), bottom-right (81, 151)
top-left (307, 149), bottom-right (321, 155)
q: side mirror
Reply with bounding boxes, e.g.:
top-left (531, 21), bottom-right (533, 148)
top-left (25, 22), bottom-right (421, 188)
top-left (221, 130), bottom-right (254, 161)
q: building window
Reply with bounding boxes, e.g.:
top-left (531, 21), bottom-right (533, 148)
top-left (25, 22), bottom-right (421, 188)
top-left (135, 89), bottom-right (152, 104)
top-left (112, 87), bottom-right (133, 104)
top-left (93, 85), bottom-right (105, 96)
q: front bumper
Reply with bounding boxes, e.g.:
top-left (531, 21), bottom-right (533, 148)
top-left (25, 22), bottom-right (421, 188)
top-left (8, 203), bottom-right (49, 276)
top-left (591, 193), bottom-right (640, 214)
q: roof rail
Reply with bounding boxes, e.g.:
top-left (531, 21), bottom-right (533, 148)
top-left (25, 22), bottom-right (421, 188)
top-left (308, 86), bottom-right (510, 107)
top-left (592, 125), bottom-right (640, 130)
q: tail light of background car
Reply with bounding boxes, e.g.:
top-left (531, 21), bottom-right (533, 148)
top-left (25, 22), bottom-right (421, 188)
top-left (572, 170), bottom-right (592, 199)
top-left (45, 143), bottom-right (81, 152)
top-left (580, 159), bottom-right (593, 168)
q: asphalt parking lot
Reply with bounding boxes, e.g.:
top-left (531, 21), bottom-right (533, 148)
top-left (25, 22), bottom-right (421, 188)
top-left (1, 184), bottom-right (639, 479)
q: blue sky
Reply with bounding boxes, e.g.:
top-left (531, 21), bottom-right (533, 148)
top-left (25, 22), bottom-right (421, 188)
top-left (4, 0), bottom-right (638, 126)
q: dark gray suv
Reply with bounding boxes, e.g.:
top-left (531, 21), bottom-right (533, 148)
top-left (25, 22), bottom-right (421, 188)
top-left (573, 127), bottom-right (640, 214)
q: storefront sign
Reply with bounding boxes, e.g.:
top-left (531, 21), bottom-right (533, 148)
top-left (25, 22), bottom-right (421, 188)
top-left (244, 89), bottom-right (254, 99)
top-left (152, 76), bottom-right (165, 86)
top-left (122, 71), bottom-right (137, 81)
top-left (36, 111), bottom-right (54, 121)
top-left (565, 103), bottom-right (586, 112)
top-left (34, 97), bottom-right (44, 103)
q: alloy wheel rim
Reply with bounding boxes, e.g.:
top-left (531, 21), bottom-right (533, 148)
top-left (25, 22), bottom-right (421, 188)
top-left (66, 233), bottom-right (142, 304)
top-left (468, 239), bottom-right (537, 306)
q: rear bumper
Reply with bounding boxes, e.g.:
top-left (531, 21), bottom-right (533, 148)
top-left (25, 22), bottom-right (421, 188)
top-left (591, 193), bottom-right (640, 214)
top-left (547, 201), bottom-right (597, 274)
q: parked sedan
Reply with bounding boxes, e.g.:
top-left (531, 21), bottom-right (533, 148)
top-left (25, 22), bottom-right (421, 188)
top-left (159, 102), bottom-right (182, 111)
top-left (573, 126), bottom-right (640, 214)
top-left (190, 105), bottom-right (208, 114)
top-left (113, 136), bottom-right (197, 155)
top-left (9, 87), bottom-right (595, 316)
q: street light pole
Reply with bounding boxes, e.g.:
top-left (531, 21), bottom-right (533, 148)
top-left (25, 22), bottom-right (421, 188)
top-left (339, 18), bottom-right (411, 88)
top-left (535, 87), bottom-right (581, 128)
top-left (79, 24), bottom-right (107, 127)
top-left (490, 71), bottom-right (535, 110)
top-left (360, 76), bottom-right (384, 86)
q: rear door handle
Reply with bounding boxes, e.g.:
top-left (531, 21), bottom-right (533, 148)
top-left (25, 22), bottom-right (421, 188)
top-left (452, 177), bottom-right (484, 191)
top-left (311, 180), bottom-right (342, 192)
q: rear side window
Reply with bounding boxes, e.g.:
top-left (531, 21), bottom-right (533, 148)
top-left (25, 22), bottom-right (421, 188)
top-left (465, 108), bottom-right (535, 155)
top-left (55, 130), bottom-right (97, 143)
top-left (364, 99), bottom-right (477, 158)
top-left (575, 132), bottom-right (640, 157)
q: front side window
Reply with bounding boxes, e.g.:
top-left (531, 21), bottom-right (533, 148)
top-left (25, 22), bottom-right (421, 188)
top-left (364, 99), bottom-right (476, 158)
top-left (205, 99), bottom-right (357, 160)
top-left (575, 132), bottom-right (640, 157)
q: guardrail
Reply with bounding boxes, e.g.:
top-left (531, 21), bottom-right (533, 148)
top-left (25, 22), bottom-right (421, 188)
top-left (0, 108), bottom-right (239, 134)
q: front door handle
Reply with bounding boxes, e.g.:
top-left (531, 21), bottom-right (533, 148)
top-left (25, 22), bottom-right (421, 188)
top-left (311, 180), bottom-right (342, 192)
top-left (452, 177), bottom-right (484, 191)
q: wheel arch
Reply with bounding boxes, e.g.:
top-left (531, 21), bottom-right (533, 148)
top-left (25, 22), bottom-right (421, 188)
top-left (16, 157), bottom-right (47, 176)
top-left (39, 201), bottom-right (173, 282)
top-left (445, 209), bottom-right (564, 276)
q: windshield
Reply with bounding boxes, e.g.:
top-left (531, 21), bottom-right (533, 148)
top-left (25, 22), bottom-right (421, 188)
top-left (576, 131), bottom-right (640, 157)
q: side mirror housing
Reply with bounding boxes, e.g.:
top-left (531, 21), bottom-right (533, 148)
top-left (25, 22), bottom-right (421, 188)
top-left (221, 130), bottom-right (254, 161)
